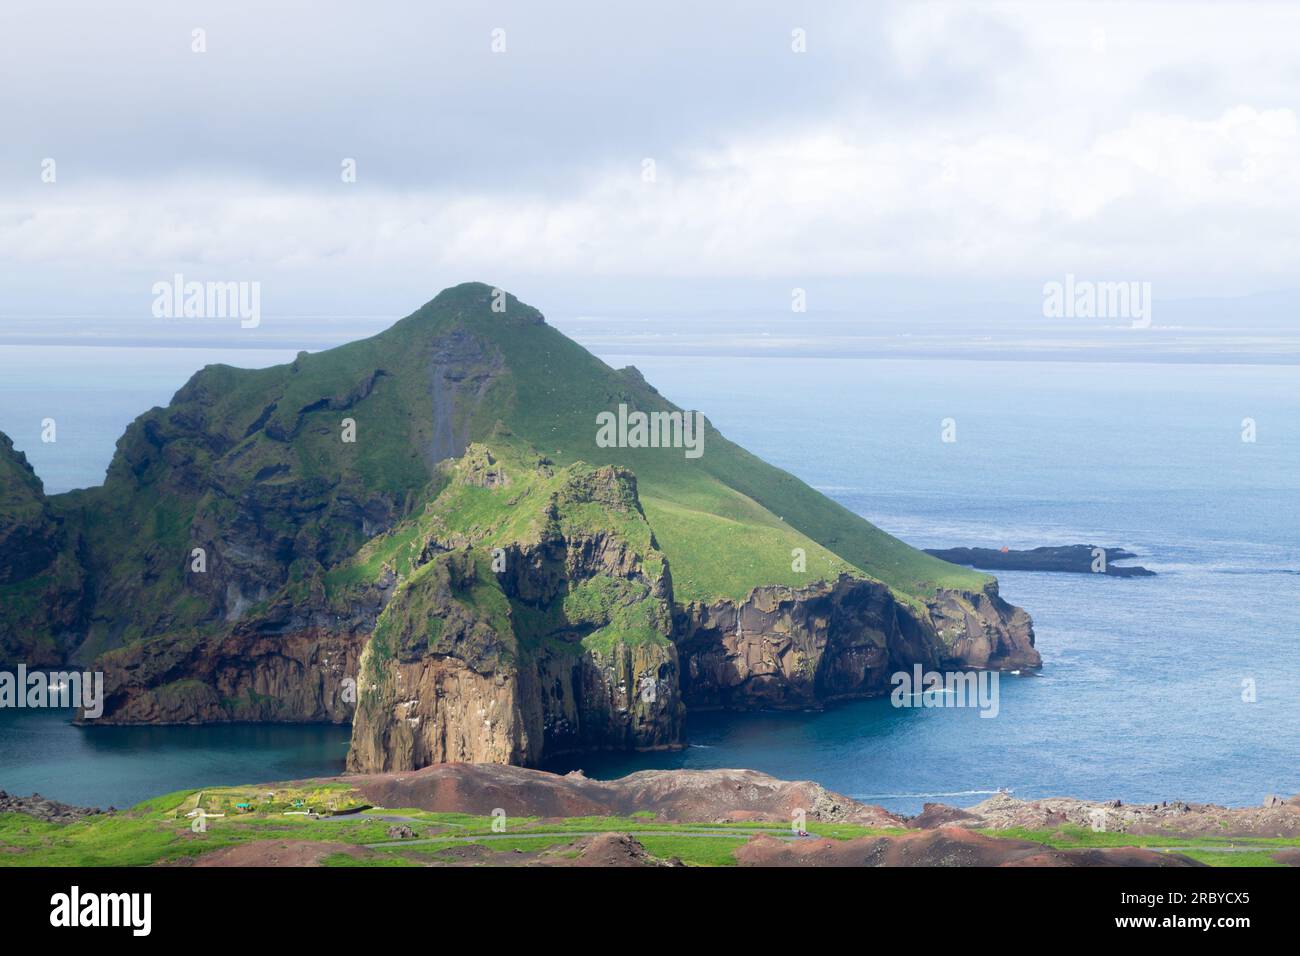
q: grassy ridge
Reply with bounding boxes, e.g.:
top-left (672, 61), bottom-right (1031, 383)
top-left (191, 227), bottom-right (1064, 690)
top-left (454, 284), bottom-right (989, 601)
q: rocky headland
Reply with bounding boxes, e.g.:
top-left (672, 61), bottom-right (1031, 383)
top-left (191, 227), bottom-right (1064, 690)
top-left (0, 283), bottom-right (1038, 774)
top-left (0, 789), bottom-right (112, 824)
top-left (924, 545), bottom-right (1156, 577)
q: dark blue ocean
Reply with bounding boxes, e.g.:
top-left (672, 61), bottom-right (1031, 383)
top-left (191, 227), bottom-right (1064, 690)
top-left (1, 344), bottom-right (1296, 812)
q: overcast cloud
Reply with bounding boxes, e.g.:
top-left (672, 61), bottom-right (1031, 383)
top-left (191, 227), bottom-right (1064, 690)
top-left (4, 0), bottom-right (1300, 319)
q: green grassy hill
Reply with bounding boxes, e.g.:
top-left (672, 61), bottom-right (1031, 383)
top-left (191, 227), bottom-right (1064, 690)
top-left (1, 283), bottom-right (1021, 752)
top-left (55, 280), bottom-right (983, 654)
top-left (396, 283), bottom-right (988, 603)
top-left (258, 282), bottom-right (987, 609)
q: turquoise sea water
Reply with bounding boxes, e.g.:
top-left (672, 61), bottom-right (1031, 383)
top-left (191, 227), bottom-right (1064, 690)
top-left (0, 344), bottom-right (1296, 813)
top-left (0, 708), bottom-right (350, 809)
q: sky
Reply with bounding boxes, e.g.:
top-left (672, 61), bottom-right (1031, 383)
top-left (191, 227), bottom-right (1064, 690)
top-left (4, 0), bottom-right (1300, 327)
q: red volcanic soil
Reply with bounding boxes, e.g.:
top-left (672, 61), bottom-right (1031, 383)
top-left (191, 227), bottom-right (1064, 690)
top-left (906, 802), bottom-right (981, 829)
top-left (186, 840), bottom-right (369, 867)
top-left (563, 833), bottom-right (683, 867)
top-left (184, 832), bottom-right (677, 868)
top-left (734, 827), bottom-right (1202, 867)
top-left (344, 764), bottom-right (902, 827)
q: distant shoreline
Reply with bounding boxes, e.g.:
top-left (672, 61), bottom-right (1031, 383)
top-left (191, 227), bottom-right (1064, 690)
top-left (4, 336), bottom-right (1300, 366)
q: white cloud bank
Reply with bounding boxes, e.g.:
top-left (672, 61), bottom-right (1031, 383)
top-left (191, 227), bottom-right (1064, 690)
top-left (6, 105), bottom-right (1298, 282)
top-left (4, 1), bottom-right (1300, 313)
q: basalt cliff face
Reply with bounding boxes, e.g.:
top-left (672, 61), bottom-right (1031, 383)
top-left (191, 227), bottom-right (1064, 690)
top-left (0, 283), bottom-right (1037, 770)
top-left (0, 434), bottom-right (87, 667)
top-left (346, 458), bottom-right (685, 771)
top-left (676, 576), bottom-right (1035, 710)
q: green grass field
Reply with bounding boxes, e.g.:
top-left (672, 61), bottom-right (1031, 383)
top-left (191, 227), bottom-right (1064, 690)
top-left (2, 781), bottom-right (1293, 868)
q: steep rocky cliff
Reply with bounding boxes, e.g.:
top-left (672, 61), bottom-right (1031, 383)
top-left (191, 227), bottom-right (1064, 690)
top-left (665, 562), bottom-right (1035, 712)
top-left (0, 434), bottom-right (86, 666)
top-left (0, 434), bottom-right (58, 585)
top-left (0, 283), bottom-right (1037, 769)
top-left (346, 449), bottom-right (684, 770)
top-left (678, 575), bottom-right (927, 709)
